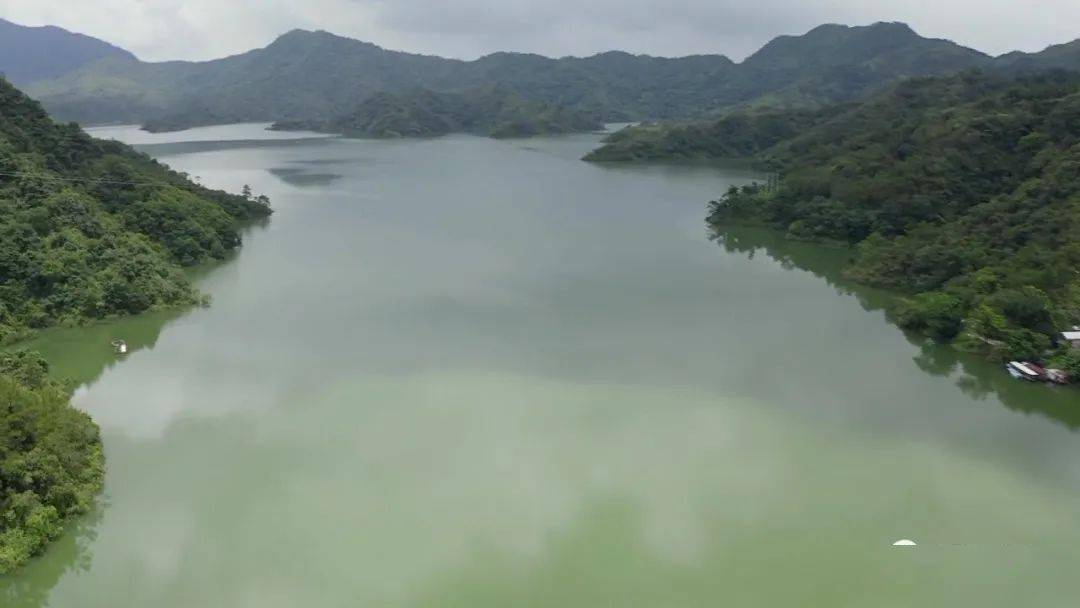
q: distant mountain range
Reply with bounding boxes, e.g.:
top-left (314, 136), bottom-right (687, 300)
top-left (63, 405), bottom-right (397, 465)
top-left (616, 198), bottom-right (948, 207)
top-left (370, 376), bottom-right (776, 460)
top-left (13, 20), bottom-right (1080, 132)
top-left (0, 18), bottom-right (136, 85)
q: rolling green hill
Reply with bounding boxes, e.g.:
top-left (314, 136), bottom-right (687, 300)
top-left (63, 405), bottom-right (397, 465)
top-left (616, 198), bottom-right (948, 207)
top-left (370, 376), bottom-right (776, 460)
top-left (28, 22), bottom-right (1062, 132)
top-left (584, 25), bottom-right (1080, 163)
top-left (996, 40), bottom-right (1080, 72)
top-left (269, 86), bottom-right (602, 138)
top-left (25, 28), bottom-right (732, 128)
top-left (583, 106), bottom-right (848, 161)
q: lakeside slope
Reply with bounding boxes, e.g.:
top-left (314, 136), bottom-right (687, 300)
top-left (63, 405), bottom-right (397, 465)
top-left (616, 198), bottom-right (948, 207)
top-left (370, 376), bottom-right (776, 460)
top-left (0, 77), bottom-right (271, 344)
top-left (704, 71), bottom-right (1080, 372)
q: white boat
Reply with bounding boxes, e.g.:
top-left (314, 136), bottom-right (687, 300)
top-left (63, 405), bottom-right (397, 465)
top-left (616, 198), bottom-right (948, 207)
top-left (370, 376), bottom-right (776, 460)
top-left (111, 339), bottom-right (128, 355)
top-left (1006, 361), bottom-right (1040, 381)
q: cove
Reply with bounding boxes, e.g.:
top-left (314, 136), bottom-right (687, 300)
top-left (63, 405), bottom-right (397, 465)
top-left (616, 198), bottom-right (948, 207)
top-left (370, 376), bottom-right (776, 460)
top-left (2, 125), bottom-right (1079, 607)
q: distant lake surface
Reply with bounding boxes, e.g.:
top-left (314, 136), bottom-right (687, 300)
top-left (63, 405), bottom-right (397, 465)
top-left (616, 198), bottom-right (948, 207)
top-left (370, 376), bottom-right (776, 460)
top-left (85, 122), bottom-right (335, 145)
top-left (4, 124), bottom-right (1080, 606)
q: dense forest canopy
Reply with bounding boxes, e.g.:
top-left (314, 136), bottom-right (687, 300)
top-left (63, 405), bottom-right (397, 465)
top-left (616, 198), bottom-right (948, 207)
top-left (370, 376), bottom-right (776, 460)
top-left (0, 76), bottom-right (271, 344)
top-left (24, 22), bottom-right (1080, 132)
top-left (270, 86), bottom-right (603, 139)
top-left (707, 71), bottom-right (1080, 366)
top-left (0, 350), bottom-right (103, 573)
top-left (583, 106), bottom-right (848, 161)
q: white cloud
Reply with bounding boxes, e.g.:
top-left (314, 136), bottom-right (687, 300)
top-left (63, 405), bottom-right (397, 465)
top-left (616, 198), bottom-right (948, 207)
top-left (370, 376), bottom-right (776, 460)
top-left (1, 0), bottom-right (1077, 62)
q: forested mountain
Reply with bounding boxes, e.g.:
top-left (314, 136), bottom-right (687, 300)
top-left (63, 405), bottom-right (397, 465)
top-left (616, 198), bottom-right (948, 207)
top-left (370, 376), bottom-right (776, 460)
top-left (706, 71), bottom-right (1080, 365)
top-left (28, 21), bottom-right (1075, 132)
top-left (721, 22), bottom-right (991, 108)
top-left (588, 33), bottom-right (1080, 162)
top-left (583, 106), bottom-right (848, 161)
top-left (0, 18), bottom-right (136, 86)
top-left (996, 40), bottom-right (1080, 72)
top-left (0, 76), bottom-right (270, 345)
top-left (268, 86), bottom-right (603, 138)
top-left (24, 28), bottom-right (732, 127)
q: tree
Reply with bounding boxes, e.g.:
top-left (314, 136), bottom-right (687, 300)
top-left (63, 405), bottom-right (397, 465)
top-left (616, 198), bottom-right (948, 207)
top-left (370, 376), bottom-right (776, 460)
top-left (1058, 350), bottom-right (1080, 383)
top-left (1003, 329), bottom-right (1051, 362)
top-left (895, 292), bottom-right (965, 341)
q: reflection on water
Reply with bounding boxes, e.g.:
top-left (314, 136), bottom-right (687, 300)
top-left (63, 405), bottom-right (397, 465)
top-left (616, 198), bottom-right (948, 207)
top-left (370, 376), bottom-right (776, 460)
top-left (0, 223), bottom-right (269, 605)
top-left (6, 127), bottom-right (1080, 606)
top-left (268, 167), bottom-right (343, 187)
top-left (85, 123), bottom-right (334, 146)
top-left (4, 225), bottom-right (266, 390)
top-left (713, 224), bottom-right (1080, 430)
top-left (0, 507), bottom-right (102, 608)
top-left (135, 137), bottom-right (341, 158)
top-left (6, 307), bottom-right (188, 388)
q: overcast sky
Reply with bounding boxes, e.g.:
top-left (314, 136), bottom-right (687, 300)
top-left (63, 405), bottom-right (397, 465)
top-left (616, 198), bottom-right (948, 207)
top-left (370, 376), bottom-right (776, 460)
top-left (2, 0), bottom-right (1078, 62)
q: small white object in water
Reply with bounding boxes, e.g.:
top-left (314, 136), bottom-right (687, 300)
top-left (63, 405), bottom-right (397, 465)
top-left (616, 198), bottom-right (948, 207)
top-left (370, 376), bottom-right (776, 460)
top-left (892, 539), bottom-right (917, 547)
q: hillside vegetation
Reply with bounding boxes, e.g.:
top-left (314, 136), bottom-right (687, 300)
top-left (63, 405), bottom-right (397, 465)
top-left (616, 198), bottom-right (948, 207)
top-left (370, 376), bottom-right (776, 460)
top-left (584, 29), bottom-right (1080, 163)
top-left (30, 22), bottom-right (1072, 132)
top-left (0, 351), bottom-right (103, 574)
top-left (584, 107), bottom-right (847, 161)
top-left (271, 86), bottom-right (602, 138)
top-left (707, 71), bottom-right (1080, 364)
top-left (0, 76), bottom-right (271, 344)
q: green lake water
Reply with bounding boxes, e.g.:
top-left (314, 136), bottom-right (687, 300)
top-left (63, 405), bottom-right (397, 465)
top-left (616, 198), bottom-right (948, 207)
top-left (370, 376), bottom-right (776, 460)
top-left (3, 124), bottom-right (1079, 606)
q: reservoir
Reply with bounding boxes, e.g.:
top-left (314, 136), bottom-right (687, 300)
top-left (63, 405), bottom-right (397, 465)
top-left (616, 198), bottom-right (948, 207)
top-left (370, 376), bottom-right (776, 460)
top-left (3, 124), bottom-right (1078, 606)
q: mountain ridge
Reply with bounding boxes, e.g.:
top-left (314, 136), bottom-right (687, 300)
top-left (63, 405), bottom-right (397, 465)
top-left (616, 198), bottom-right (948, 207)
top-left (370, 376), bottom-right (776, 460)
top-left (22, 21), bottom-right (1080, 131)
top-left (0, 18), bottom-right (137, 86)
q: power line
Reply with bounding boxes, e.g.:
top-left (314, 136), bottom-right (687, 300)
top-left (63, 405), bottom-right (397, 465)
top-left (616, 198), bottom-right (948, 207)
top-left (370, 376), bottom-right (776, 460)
top-left (0, 169), bottom-right (205, 188)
